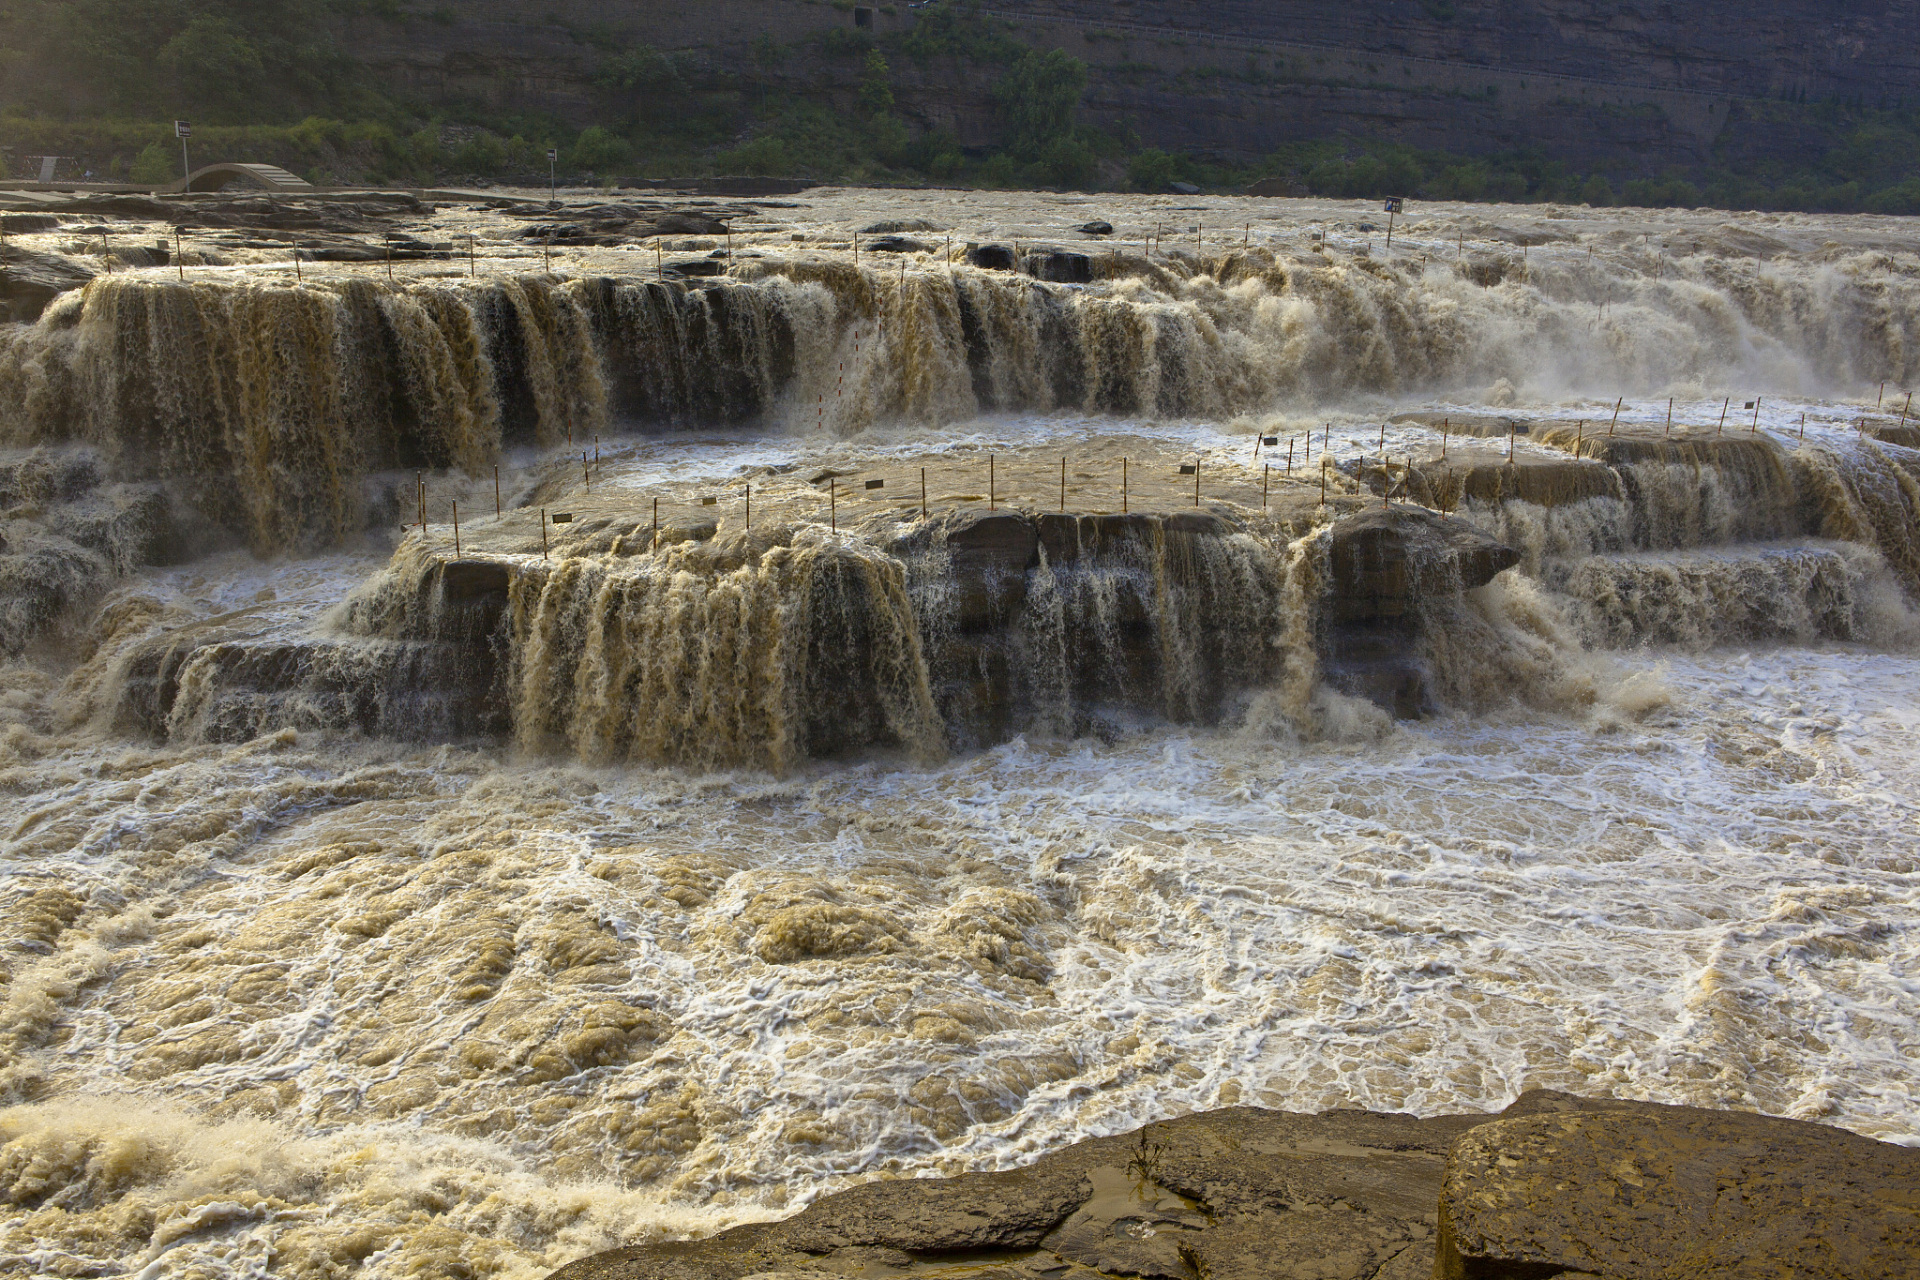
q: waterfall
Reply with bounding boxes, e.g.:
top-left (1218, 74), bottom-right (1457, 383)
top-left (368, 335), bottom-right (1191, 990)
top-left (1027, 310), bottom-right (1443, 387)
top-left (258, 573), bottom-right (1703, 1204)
top-left (5, 243), bottom-right (1919, 554)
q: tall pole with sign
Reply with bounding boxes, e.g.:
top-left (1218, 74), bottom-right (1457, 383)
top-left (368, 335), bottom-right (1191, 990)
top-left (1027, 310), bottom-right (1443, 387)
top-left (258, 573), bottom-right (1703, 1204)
top-left (1384, 196), bottom-right (1402, 250)
top-left (548, 148), bottom-right (558, 206)
top-left (176, 120), bottom-right (192, 185)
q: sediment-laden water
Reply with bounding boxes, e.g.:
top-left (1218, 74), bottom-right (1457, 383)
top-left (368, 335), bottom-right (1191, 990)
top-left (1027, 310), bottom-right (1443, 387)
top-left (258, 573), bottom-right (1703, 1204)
top-left (0, 190), bottom-right (1917, 1279)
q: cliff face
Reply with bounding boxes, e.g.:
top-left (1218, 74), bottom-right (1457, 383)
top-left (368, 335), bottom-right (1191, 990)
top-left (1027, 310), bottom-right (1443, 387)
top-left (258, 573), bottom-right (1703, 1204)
top-left (1018, 0), bottom-right (1920, 100)
top-left (335, 0), bottom-right (1916, 173)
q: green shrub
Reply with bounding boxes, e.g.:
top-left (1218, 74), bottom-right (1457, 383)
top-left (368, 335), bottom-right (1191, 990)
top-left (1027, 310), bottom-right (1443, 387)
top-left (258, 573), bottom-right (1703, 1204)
top-left (1128, 148), bottom-right (1176, 192)
top-left (567, 125), bottom-right (633, 173)
top-left (1484, 170), bottom-right (1528, 202)
top-left (408, 127), bottom-right (442, 169)
top-left (450, 133), bottom-right (507, 174)
top-left (715, 134), bottom-right (793, 175)
top-left (858, 50), bottom-right (895, 117)
top-left (1865, 179), bottom-right (1920, 214)
top-left (130, 140), bottom-right (176, 184)
top-left (1621, 175), bottom-right (1701, 207)
top-left (978, 153), bottom-right (1023, 187)
top-left (1578, 174), bottom-right (1615, 206)
top-left (1034, 136), bottom-right (1095, 189)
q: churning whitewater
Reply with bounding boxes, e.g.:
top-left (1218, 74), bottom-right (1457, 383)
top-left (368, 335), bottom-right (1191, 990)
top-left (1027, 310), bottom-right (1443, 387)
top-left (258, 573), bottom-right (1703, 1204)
top-left (0, 190), bottom-right (1917, 1280)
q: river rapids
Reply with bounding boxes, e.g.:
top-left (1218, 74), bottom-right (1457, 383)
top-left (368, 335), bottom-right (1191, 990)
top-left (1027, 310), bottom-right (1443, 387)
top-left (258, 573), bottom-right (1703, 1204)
top-left (0, 188), bottom-right (1915, 1280)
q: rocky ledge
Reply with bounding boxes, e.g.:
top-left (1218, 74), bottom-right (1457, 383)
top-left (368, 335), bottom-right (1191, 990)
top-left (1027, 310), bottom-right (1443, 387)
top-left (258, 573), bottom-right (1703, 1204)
top-left (549, 1091), bottom-right (1918, 1280)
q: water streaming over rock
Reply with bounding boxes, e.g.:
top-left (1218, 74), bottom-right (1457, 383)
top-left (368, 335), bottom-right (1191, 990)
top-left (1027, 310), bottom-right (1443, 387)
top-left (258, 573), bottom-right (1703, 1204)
top-left (5, 242), bottom-right (1920, 555)
top-left (506, 528), bottom-right (943, 772)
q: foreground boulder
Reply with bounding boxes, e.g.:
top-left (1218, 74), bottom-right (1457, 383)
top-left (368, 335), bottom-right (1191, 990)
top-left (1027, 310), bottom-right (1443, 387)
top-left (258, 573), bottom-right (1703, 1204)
top-left (548, 1092), bottom-right (1919, 1280)
top-left (1438, 1095), bottom-right (1920, 1279)
top-left (549, 1101), bottom-right (1492, 1280)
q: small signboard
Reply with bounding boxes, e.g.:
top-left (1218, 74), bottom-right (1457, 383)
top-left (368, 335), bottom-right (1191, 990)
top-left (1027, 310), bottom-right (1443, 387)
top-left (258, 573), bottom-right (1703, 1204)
top-left (1179, 465), bottom-right (1197, 475)
top-left (1384, 197), bottom-right (1404, 213)
top-left (865, 479), bottom-right (884, 490)
top-left (1744, 401), bottom-right (1756, 409)
top-left (551, 512), bottom-right (573, 523)
top-left (1262, 436), bottom-right (1279, 447)
top-left (547, 148), bottom-right (558, 162)
top-left (701, 496), bottom-right (718, 506)
top-left (175, 120), bottom-right (191, 138)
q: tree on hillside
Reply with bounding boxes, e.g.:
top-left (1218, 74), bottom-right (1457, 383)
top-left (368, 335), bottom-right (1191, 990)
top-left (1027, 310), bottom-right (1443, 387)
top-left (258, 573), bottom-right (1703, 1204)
top-left (4, 0), bottom-right (357, 121)
top-left (995, 49), bottom-right (1087, 160)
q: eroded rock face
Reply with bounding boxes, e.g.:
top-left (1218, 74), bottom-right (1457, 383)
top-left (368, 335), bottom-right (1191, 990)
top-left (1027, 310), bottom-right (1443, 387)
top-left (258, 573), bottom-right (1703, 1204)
top-left (968, 243), bottom-right (1018, 271)
top-left (1437, 1096), bottom-right (1920, 1280)
top-left (1320, 506), bottom-right (1521, 717)
top-left (0, 244), bottom-right (96, 322)
top-left (548, 1093), bottom-right (1920, 1280)
top-left (1025, 251), bottom-right (1094, 284)
top-left (1325, 506), bottom-right (1519, 624)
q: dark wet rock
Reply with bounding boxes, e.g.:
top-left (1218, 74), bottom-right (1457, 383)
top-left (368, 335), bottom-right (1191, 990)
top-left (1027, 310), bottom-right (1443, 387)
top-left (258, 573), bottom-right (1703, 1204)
top-left (646, 212), bottom-right (734, 237)
top-left (1460, 255), bottom-right (1521, 287)
top-left (672, 178), bottom-right (814, 197)
top-left (933, 510), bottom-right (1039, 631)
top-left (1169, 181), bottom-right (1202, 195)
top-left (1854, 416), bottom-right (1920, 449)
top-left (1076, 220), bottom-right (1114, 236)
top-left (861, 218), bottom-right (943, 235)
top-left (0, 537), bottom-right (113, 655)
top-left (0, 213), bottom-right (61, 233)
top-left (1243, 176), bottom-right (1309, 197)
top-left (864, 235), bottom-right (932, 254)
top-left (510, 205), bottom-right (740, 244)
top-left (1325, 506), bottom-right (1519, 623)
top-left (1438, 1095), bottom-right (1920, 1280)
top-left (968, 243), bottom-right (1018, 271)
top-left (1319, 507), bottom-right (1519, 718)
top-left (1387, 412), bottom-right (1528, 438)
top-left (1024, 250), bottom-right (1093, 284)
top-left (1034, 511), bottom-right (1155, 566)
top-left (441, 559), bottom-right (511, 602)
top-left (18, 194), bottom-right (181, 221)
top-left (0, 448), bottom-right (104, 508)
top-left (1879, 424), bottom-right (1920, 449)
top-left (51, 484), bottom-right (185, 571)
top-left (1404, 456), bottom-right (1623, 510)
top-left (668, 259), bottom-right (728, 277)
top-left (0, 244), bottom-right (96, 322)
top-left (1322, 623), bottom-right (1434, 720)
top-left (115, 628), bottom-right (509, 742)
top-left (0, 451), bottom-right (188, 653)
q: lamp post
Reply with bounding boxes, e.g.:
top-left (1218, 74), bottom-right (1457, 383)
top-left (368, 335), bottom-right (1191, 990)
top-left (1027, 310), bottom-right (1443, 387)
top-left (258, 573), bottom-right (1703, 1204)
top-left (547, 147), bottom-right (558, 206)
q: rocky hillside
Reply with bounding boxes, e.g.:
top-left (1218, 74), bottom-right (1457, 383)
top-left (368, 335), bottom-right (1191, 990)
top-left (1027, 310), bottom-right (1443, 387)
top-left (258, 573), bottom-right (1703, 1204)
top-left (331, 0), bottom-right (1918, 172)
top-left (4, 1), bottom-right (1919, 208)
